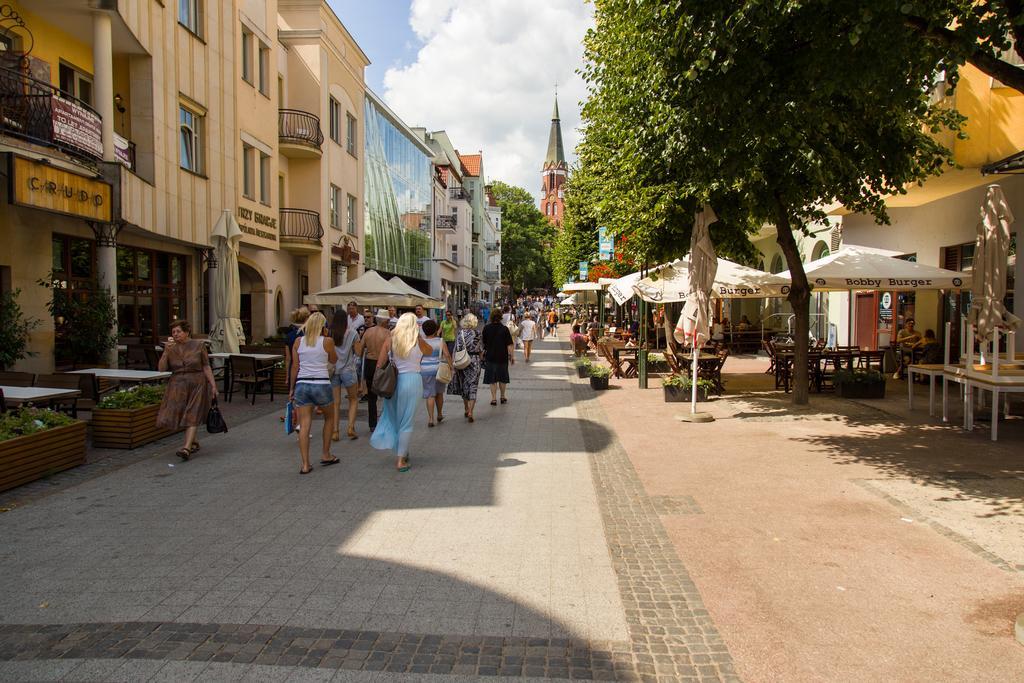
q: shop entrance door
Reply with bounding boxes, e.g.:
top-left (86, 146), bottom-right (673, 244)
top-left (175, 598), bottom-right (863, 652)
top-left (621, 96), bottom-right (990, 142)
top-left (855, 292), bottom-right (878, 349)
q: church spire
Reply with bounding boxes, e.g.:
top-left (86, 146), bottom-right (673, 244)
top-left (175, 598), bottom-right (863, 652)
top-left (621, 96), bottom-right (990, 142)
top-left (545, 93), bottom-right (566, 167)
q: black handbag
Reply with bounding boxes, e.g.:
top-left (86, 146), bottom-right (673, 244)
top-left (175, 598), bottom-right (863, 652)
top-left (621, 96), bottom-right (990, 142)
top-left (206, 398), bottom-right (228, 434)
top-left (371, 353), bottom-right (398, 399)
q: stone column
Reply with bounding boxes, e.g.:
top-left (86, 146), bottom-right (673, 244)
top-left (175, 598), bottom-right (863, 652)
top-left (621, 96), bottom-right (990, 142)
top-left (92, 11), bottom-right (115, 162)
top-left (91, 222), bottom-right (120, 368)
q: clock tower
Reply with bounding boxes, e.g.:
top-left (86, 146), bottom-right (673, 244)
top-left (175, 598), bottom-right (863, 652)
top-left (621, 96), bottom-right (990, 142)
top-left (540, 94), bottom-right (567, 227)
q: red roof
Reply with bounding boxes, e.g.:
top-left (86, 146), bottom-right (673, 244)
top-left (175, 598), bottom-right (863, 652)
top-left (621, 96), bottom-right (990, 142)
top-left (459, 153), bottom-right (481, 177)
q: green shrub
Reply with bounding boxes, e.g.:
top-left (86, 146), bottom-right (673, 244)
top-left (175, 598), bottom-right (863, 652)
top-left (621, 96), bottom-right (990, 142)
top-left (0, 289), bottom-right (40, 371)
top-left (662, 373), bottom-right (714, 391)
top-left (0, 408), bottom-right (76, 442)
top-left (573, 357), bottom-right (592, 368)
top-left (833, 368), bottom-right (885, 385)
top-left (97, 384), bottom-right (165, 409)
top-left (589, 365), bottom-right (611, 379)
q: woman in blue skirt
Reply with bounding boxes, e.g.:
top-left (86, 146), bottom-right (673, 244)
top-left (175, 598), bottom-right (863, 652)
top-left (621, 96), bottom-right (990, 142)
top-left (370, 312), bottom-right (434, 472)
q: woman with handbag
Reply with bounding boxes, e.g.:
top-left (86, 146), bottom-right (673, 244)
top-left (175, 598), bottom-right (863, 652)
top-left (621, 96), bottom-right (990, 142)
top-left (446, 312), bottom-right (482, 423)
top-left (156, 320), bottom-right (218, 461)
top-left (420, 319), bottom-right (453, 428)
top-left (288, 312), bottom-right (339, 474)
top-left (370, 313), bottom-right (434, 472)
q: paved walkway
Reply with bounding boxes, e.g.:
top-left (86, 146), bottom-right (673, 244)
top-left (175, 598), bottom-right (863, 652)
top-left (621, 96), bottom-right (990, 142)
top-left (0, 338), bottom-right (735, 682)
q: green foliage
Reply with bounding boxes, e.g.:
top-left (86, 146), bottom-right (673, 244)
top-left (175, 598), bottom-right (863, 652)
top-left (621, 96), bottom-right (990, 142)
top-left (0, 408), bottom-right (76, 442)
top-left (0, 289), bottom-right (40, 371)
top-left (573, 357), bottom-right (592, 368)
top-left (589, 365), bottom-right (612, 379)
top-left (490, 180), bottom-right (556, 293)
top-left (833, 368), bottom-right (886, 385)
top-left (97, 384), bottom-right (166, 410)
top-left (662, 373), bottom-right (714, 391)
top-left (38, 272), bottom-right (118, 365)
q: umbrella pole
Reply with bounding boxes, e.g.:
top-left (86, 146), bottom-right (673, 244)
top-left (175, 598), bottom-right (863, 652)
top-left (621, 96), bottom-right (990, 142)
top-left (598, 291), bottom-right (605, 337)
top-left (638, 262), bottom-right (648, 389)
top-left (691, 344), bottom-right (698, 413)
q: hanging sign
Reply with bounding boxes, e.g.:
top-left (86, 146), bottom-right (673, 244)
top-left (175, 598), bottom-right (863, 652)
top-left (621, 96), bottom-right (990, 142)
top-left (598, 227), bottom-right (614, 260)
top-left (579, 261), bottom-right (588, 280)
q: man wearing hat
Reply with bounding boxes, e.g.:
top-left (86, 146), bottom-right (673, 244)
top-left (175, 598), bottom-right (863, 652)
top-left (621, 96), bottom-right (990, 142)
top-left (360, 309), bottom-right (392, 431)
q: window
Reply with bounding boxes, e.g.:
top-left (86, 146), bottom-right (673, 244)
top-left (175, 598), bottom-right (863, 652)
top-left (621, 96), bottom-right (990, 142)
top-left (259, 152), bottom-right (271, 205)
top-left (241, 27), bottom-right (253, 83)
top-left (258, 43), bottom-right (270, 95)
top-left (329, 97), bottom-right (340, 144)
top-left (450, 244), bottom-right (458, 264)
top-left (179, 104), bottom-right (203, 173)
top-left (329, 184), bottom-right (340, 228)
top-left (242, 143), bottom-right (255, 198)
top-left (769, 254), bottom-right (784, 274)
top-left (346, 113), bottom-right (356, 156)
top-left (179, 0), bottom-right (200, 35)
top-left (346, 194), bottom-right (357, 234)
top-left (58, 63), bottom-right (93, 106)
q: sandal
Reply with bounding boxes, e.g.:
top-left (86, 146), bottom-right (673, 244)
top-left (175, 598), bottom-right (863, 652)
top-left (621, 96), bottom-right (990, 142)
top-left (490, 400), bottom-right (497, 406)
top-left (467, 415), bottom-right (474, 423)
top-left (437, 414), bottom-right (444, 423)
top-left (319, 457), bottom-right (340, 467)
top-left (427, 422), bottom-right (435, 428)
top-left (347, 428), bottom-right (358, 440)
top-left (332, 431), bottom-right (340, 442)
top-left (176, 448), bottom-right (191, 461)
top-left (189, 441), bottom-right (201, 454)
top-left (300, 466), bottom-right (313, 475)
top-left (397, 457), bottom-right (410, 472)
top-left (500, 398), bottom-right (507, 405)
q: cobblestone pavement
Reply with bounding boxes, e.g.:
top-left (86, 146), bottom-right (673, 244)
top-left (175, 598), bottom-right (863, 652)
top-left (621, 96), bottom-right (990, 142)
top-left (0, 340), bottom-right (735, 682)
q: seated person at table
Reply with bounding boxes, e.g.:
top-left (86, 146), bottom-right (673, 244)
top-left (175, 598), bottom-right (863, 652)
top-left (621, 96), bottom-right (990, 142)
top-left (570, 325), bottom-right (589, 357)
top-left (737, 315), bottom-right (752, 331)
top-left (893, 319), bottom-right (922, 378)
top-left (896, 319), bottom-right (921, 346)
top-left (914, 329), bottom-right (942, 365)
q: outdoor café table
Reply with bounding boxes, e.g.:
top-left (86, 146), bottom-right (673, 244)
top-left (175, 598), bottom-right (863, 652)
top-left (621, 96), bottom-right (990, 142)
top-left (907, 363), bottom-right (946, 417)
top-left (775, 351), bottom-right (826, 393)
top-left (0, 385), bottom-right (81, 407)
top-left (65, 369), bottom-right (171, 385)
top-left (208, 353), bottom-right (284, 395)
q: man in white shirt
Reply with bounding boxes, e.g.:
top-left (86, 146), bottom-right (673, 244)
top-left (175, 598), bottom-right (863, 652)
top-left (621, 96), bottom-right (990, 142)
top-left (414, 305), bottom-right (430, 327)
top-left (346, 301), bottom-right (365, 335)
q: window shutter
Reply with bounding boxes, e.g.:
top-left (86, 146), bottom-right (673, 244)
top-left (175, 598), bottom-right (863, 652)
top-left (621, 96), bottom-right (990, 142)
top-left (942, 246), bottom-right (959, 271)
top-left (829, 227), bottom-right (842, 252)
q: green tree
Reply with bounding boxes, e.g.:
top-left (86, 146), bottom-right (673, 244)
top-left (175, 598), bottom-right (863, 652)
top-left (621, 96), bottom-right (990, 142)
top-left (490, 181), bottom-right (556, 293)
top-left (0, 289), bottom-right (40, 371)
top-left (581, 1), bottom-right (961, 404)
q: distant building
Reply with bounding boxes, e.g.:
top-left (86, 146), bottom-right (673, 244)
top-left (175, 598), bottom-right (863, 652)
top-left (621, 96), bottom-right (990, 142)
top-left (540, 95), bottom-right (567, 227)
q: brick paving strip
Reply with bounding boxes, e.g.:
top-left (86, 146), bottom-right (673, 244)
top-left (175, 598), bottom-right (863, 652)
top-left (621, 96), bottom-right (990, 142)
top-left (0, 343), bottom-right (738, 681)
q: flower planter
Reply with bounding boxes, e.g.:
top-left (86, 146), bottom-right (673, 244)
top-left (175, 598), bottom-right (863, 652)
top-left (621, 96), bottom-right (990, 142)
top-left (576, 366), bottom-right (591, 378)
top-left (91, 404), bottom-right (178, 449)
top-left (0, 421), bottom-right (87, 493)
top-left (836, 379), bottom-right (886, 399)
top-left (590, 375), bottom-right (610, 390)
top-left (273, 367), bottom-right (290, 393)
top-left (663, 385), bottom-right (709, 402)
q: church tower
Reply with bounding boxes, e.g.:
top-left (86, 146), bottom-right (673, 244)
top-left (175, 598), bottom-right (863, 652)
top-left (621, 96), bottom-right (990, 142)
top-left (540, 94), bottom-right (567, 227)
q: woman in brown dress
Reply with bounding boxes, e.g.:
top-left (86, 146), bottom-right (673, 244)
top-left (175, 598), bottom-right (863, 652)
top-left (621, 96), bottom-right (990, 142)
top-left (156, 320), bottom-right (218, 460)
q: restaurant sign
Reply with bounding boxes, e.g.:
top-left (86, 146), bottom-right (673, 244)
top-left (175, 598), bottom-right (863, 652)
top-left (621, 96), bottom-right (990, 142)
top-left (51, 96), bottom-right (103, 159)
top-left (236, 205), bottom-right (278, 242)
top-left (9, 155), bottom-right (111, 222)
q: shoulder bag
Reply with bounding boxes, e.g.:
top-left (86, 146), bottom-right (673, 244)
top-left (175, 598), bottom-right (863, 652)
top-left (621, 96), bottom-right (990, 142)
top-left (435, 359), bottom-right (453, 384)
top-left (452, 330), bottom-right (472, 370)
top-left (206, 398), bottom-right (228, 434)
top-left (372, 352), bottom-right (398, 398)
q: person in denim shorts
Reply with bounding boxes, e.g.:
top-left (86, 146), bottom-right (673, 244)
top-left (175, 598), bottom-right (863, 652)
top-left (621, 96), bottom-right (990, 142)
top-left (330, 312), bottom-right (363, 442)
top-left (289, 312), bottom-right (338, 474)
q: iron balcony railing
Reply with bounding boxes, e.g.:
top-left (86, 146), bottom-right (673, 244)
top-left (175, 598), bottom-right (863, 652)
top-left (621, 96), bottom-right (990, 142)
top-left (484, 269), bottom-right (500, 281)
top-left (279, 109), bottom-right (324, 149)
top-left (280, 208), bottom-right (324, 243)
top-left (435, 214), bottom-right (457, 230)
top-left (0, 63), bottom-right (104, 164)
top-left (449, 187), bottom-right (471, 201)
top-left (485, 241), bottom-right (500, 251)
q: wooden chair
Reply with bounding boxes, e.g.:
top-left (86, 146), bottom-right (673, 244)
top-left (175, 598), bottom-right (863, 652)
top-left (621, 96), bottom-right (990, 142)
top-left (762, 340), bottom-right (777, 375)
top-left (143, 347), bottom-right (162, 371)
top-left (34, 374), bottom-right (86, 418)
top-left (125, 343), bottom-right (149, 369)
top-left (0, 371), bottom-right (35, 387)
top-left (227, 355), bottom-right (275, 404)
top-left (663, 340), bottom-right (686, 376)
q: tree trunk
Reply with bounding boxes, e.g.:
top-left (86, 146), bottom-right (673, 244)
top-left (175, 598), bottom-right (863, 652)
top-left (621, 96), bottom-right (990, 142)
top-left (905, 15), bottom-right (1024, 95)
top-left (773, 194), bottom-right (811, 406)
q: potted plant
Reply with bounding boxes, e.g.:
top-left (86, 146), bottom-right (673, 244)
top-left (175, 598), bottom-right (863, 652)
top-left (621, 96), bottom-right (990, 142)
top-left (589, 365), bottom-right (611, 390)
top-left (91, 384), bottom-right (176, 449)
top-left (662, 373), bottom-right (714, 402)
top-left (38, 273), bottom-right (117, 367)
top-left (833, 368), bottom-right (886, 399)
top-left (573, 357), bottom-right (592, 378)
top-left (0, 408), bottom-right (86, 493)
top-left (647, 351), bottom-right (668, 374)
top-left (0, 289), bottom-right (40, 371)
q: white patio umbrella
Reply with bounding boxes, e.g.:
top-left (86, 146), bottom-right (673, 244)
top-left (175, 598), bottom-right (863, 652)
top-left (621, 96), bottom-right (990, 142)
top-left (968, 184), bottom-right (1020, 342)
top-left (304, 270), bottom-right (419, 307)
top-left (678, 205), bottom-right (719, 421)
top-left (387, 276), bottom-right (445, 309)
top-left (208, 210), bottom-right (245, 354)
top-left (633, 258), bottom-right (791, 303)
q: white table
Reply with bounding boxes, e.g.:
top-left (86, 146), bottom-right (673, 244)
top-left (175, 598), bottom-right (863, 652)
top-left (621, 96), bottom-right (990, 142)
top-left (116, 344), bottom-right (163, 352)
top-left (66, 369), bottom-right (171, 384)
top-left (907, 364), bottom-right (945, 417)
top-left (0, 385), bottom-right (81, 406)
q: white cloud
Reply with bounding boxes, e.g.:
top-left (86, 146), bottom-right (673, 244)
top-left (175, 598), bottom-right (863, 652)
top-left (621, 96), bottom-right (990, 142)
top-left (383, 0), bottom-right (593, 202)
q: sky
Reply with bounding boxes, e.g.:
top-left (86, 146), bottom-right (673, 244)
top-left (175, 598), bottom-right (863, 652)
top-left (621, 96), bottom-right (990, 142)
top-left (327, 0), bottom-right (593, 200)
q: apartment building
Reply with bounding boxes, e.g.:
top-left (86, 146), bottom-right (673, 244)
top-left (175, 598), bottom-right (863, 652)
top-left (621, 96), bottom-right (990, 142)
top-left (0, 0), bottom-right (369, 371)
top-left (458, 153), bottom-right (501, 305)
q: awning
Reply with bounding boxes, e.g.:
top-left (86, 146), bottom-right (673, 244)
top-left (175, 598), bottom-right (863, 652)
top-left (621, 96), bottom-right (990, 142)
top-left (305, 270), bottom-right (420, 306)
top-left (780, 246), bottom-right (971, 291)
top-left (633, 258), bottom-right (791, 303)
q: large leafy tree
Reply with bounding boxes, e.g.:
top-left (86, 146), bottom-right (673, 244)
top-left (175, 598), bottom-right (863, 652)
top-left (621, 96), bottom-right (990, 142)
top-left (581, 1), bottom-right (962, 404)
top-left (491, 181), bottom-right (556, 293)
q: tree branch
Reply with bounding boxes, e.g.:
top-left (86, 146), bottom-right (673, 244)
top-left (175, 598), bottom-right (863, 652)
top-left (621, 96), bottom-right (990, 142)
top-left (905, 15), bottom-right (1024, 94)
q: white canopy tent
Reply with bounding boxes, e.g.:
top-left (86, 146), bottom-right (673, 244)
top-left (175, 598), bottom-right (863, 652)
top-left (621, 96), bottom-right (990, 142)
top-left (632, 258), bottom-right (791, 303)
top-left (561, 281), bottom-right (604, 293)
top-left (387, 276), bottom-right (445, 309)
top-left (304, 270), bottom-right (421, 307)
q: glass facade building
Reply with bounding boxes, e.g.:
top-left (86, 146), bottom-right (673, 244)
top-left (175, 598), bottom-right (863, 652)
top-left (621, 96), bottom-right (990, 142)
top-left (364, 96), bottom-right (432, 281)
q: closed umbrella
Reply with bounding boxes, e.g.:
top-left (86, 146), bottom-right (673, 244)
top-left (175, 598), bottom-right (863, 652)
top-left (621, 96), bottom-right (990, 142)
top-left (968, 184), bottom-right (1020, 342)
top-left (678, 205), bottom-right (718, 420)
top-left (209, 210), bottom-right (245, 354)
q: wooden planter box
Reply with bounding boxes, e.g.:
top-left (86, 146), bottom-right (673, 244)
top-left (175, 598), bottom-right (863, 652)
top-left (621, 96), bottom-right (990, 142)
top-left (91, 404), bottom-right (178, 449)
top-left (836, 380), bottom-right (886, 399)
top-left (273, 367), bottom-right (290, 393)
top-left (0, 421), bottom-right (87, 493)
top-left (663, 385), bottom-right (709, 402)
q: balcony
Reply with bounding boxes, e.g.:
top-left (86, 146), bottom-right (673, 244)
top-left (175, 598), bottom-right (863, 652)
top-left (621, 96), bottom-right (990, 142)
top-left (484, 269), bottom-right (500, 283)
top-left (279, 109), bottom-right (323, 158)
top-left (435, 214), bottom-right (457, 232)
top-left (449, 187), bottom-right (471, 201)
top-left (0, 64), bottom-right (103, 166)
top-left (279, 208), bottom-right (324, 253)
top-left (485, 241), bottom-right (500, 252)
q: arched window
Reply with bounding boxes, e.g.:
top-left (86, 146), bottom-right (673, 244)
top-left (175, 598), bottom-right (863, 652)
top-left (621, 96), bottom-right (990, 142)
top-left (812, 241), bottom-right (830, 261)
top-left (275, 291), bottom-right (284, 329)
top-left (770, 254), bottom-right (784, 274)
